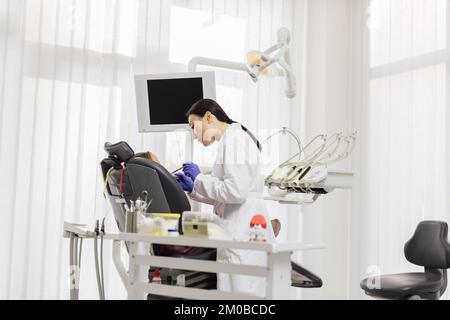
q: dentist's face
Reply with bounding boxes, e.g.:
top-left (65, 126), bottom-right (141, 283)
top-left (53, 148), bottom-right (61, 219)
top-left (188, 112), bottom-right (219, 147)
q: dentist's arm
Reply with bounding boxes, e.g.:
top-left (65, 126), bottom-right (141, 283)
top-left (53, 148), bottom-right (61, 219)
top-left (188, 189), bottom-right (216, 205)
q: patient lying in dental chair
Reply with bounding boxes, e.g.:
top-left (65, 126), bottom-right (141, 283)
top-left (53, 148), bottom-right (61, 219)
top-left (133, 151), bottom-right (208, 256)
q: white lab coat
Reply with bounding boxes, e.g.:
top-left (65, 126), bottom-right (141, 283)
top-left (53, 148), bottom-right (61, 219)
top-left (189, 123), bottom-right (275, 297)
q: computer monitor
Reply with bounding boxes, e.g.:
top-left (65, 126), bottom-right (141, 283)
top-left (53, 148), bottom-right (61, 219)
top-left (135, 71), bottom-right (216, 132)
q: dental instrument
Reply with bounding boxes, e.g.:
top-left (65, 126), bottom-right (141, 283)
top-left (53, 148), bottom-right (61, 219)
top-left (93, 220), bottom-right (105, 300)
top-left (264, 129), bottom-right (357, 203)
top-left (100, 218), bottom-right (105, 299)
top-left (171, 166), bottom-right (183, 175)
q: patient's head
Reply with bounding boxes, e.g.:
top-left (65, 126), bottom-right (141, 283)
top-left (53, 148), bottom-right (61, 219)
top-left (134, 151), bottom-right (160, 164)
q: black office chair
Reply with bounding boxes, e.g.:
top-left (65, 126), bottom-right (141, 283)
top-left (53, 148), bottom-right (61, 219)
top-left (361, 220), bottom-right (450, 300)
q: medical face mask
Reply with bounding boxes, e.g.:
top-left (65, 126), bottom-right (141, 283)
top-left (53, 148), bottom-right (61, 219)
top-left (193, 118), bottom-right (221, 146)
top-left (193, 120), bottom-right (203, 143)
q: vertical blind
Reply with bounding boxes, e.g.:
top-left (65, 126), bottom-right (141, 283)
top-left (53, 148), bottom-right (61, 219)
top-left (0, 0), bottom-right (297, 299)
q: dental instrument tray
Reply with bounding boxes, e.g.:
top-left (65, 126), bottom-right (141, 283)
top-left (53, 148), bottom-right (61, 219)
top-left (263, 131), bottom-right (356, 204)
top-left (266, 168), bottom-right (354, 193)
top-left (265, 168), bottom-right (354, 204)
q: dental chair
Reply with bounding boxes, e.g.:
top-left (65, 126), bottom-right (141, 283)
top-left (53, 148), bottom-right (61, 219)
top-left (101, 140), bottom-right (322, 297)
top-left (360, 220), bottom-right (450, 300)
top-left (100, 141), bottom-right (217, 299)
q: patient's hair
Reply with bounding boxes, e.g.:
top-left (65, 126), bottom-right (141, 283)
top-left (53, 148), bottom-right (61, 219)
top-left (134, 151), bottom-right (160, 164)
top-left (187, 98), bottom-right (261, 151)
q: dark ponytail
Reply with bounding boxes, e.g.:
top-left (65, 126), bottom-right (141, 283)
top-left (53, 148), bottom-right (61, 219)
top-left (187, 98), bottom-right (233, 124)
top-left (187, 99), bottom-right (262, 151)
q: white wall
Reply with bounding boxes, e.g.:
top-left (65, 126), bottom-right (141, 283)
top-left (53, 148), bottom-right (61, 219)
top-left (286, 0), bottom-right (307, 300)
top-left (290, 0), bottom-right (353, 299)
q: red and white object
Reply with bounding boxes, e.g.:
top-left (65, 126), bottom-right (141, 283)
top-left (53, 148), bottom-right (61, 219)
top-left (248, 214), bottom-right (268, 242)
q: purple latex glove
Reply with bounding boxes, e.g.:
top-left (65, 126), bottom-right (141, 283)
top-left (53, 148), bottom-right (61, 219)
top-left (182, 162), bottom-right (201, 181)
top-left (175, 172), bottom-right (193, 193)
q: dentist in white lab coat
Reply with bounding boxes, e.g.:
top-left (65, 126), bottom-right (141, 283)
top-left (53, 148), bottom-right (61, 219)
top-left (175, 98), bottom-right (275, 297)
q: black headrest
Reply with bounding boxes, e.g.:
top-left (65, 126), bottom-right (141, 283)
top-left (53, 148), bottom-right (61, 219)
top-left (404, 220), bottom-right (450, 269)
top-left (104, 141), bottom-right (135, 164)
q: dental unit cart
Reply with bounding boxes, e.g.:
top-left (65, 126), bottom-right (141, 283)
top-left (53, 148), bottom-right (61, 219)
top-left (63, 222), bottom-right (324, 300)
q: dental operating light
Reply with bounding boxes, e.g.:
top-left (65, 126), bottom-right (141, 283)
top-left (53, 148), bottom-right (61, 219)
top-left (188, 28), bottom-right (296, 99)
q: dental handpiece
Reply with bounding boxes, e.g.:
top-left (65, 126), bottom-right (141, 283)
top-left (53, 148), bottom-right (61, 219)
top-left (171, 166), bottom-right (183, 174)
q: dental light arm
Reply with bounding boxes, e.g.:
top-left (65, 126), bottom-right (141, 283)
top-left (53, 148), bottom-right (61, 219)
top-left (277, 28), bottom-right (296, 98)
top-left (188, 28), bottom-right (296, 99)
top-left (188, 57), bottom-right (248, 73)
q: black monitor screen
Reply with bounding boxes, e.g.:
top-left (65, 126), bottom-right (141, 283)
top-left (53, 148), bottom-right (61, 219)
top-left (147, 78), bottom-right (204, 125)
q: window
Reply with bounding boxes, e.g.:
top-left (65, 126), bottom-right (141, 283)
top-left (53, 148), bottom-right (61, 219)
top-left (364, 0), bottom-right (448, 274)
top-left (169, 5), bottom-right (247, 64)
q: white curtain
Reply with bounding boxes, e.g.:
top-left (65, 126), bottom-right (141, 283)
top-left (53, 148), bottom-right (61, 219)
top-left (0, 0), bottom-right (300, 299)
top-left (293, 0), bottom-right (449, 300)
top-left (350, 0), bottom-right (450, 299)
